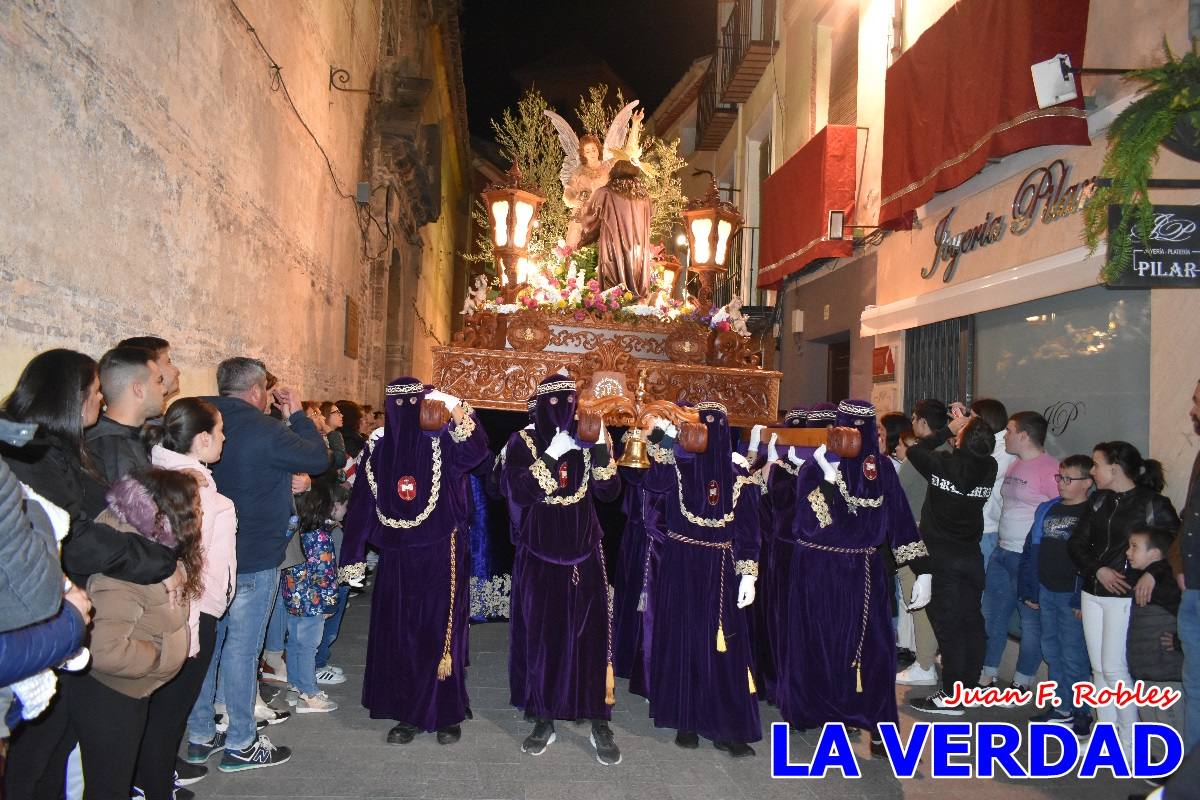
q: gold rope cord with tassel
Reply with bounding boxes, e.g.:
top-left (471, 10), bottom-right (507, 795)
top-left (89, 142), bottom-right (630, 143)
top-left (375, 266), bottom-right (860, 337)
top-left (796, 538), bottom-right (874, 693)
top-left (596, 543), bottom-right (616, 705)
top-left (664, 531), bottom-right (732, 653)
top-left (748, 667), bottom-right (757, 695)
top-left (436, 528), bottom-right (458, 681)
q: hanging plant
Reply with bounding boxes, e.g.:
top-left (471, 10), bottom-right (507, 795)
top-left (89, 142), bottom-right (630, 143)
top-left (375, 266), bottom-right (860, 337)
top-left (1084, 39), bottom-right (1200, 282)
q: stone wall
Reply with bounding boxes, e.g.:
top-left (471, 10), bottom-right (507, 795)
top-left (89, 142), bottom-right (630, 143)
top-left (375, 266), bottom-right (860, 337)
top-left (0, 0), bottom-right (385, 402)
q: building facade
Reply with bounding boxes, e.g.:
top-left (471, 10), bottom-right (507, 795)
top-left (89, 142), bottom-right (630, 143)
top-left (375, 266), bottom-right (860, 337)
top-left (651, 0), bottom-right (1200, 507)
top-left (0, 0), bottom-right (472, 404)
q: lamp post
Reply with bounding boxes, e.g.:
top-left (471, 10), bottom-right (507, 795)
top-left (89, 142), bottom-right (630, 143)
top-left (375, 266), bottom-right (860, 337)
top-left (481, 164), bottom-right (544, 302)
top-left (681, 176), bottom-right (743, 314)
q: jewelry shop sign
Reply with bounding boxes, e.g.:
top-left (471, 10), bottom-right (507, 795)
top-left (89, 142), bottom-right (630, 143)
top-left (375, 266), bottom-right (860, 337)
top-left (924, 159), bottom-right (1097, 283)
top-left (1106, 205), bottom-right (1200, 288)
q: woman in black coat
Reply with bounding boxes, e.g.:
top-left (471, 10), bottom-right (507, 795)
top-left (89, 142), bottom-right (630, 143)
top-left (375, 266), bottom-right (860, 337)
top-left (1, 349), bottom-right (176, 800)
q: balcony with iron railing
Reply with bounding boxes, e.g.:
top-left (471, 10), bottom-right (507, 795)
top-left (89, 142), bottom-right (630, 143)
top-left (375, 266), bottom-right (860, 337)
top-left (712, 226), bottom-right (774, 309)
top-left (718, 0), bottom-right (779, 104)
top-left (695, 58), bottom-right (738, 151)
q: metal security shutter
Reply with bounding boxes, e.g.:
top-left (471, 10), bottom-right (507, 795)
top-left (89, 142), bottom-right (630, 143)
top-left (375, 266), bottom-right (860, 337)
top-left (903, 317), bottom-right (974, 409)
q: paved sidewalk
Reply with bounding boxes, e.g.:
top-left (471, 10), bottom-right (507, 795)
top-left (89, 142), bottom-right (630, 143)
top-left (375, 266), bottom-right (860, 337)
top-left (193, 585), bottom-right (1145, 800)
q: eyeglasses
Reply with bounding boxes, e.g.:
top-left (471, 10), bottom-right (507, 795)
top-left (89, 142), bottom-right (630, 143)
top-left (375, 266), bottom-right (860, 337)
top-left (1054, 474), bottom-right (1092, 484)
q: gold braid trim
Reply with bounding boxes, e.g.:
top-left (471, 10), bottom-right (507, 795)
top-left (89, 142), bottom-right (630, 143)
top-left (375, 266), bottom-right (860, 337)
top-left (448, 404), bottom-right (476, 443)
top-left (808, 486), bottom-right (833, 528)
top-left (519, 431), bottom-right (592, 505)
top-left (365, 438), bottom-right (442, 529)
top-left (337, 562), bottom-right (366, 584)
top-left (775, 460), bottom-right (799, 476)
top-left (734, 560), bottom-right (759, 577)
top-left (835, 470), bottom-right (884, 514)
top-left (436, 528), bottom-right (457, 680)
top-left (894, 539), bottom-right (930, 565)
top-left (592, 457), bottom-right (617, 481)
top-left (670, 465), bottom-right (758, 529)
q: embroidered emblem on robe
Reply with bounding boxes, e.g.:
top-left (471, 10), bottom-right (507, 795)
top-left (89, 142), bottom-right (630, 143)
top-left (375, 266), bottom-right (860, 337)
top-left (862, 455), bottom-right (878, 481)
top-left (707, 480), bottom-right (719, 506)
top-left (558, 461), bottom-right (570, 489)
top-left (397, 476), bottom-right (417, 501)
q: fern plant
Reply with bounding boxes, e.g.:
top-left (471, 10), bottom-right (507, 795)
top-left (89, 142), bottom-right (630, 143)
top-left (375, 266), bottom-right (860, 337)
top-left (1084, 39), bottom-right (1200, 281)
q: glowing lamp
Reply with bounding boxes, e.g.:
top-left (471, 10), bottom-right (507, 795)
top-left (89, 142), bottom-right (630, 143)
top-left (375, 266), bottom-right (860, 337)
top-left (482, 164), bottom-right (545, 300)
top-left (681, 177), bottom-right (743, 312)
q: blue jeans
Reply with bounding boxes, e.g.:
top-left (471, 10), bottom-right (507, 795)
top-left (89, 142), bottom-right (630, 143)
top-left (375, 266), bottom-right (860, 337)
top-left (186, 613), bottom-right (229, 745)
top-left (285, 614), bottom-right (325, 696)
top-left (212, 568), bottom-right (280, 751)
top-left (1038, 588), bottom-right (1089, 715)
top-left (981, 548), bottom-right (1043, 685)
top-left (1180, 588), bottom-right (1200, 752)
top-left (316, 586), bottom-right (350, 668)
top-left (264, 584), bottom-right (288, 653)
top-left (980, 531), bottom-right (998, 570)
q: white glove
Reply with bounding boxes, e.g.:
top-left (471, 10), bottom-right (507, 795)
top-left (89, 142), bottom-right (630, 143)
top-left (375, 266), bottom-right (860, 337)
top-left (813, 444), bottom-right (837, 484)
top-left (11, 670), bottom-right (57, 720)
top-left (766, 432), bottom-right (779, 463)
top-left (748, 424), bottom-right (765, 455)
top-left (731, 452), bottom-right (749, 470)
top-left (909, 573), bottom-right (932, 610)
top-left (787, 447), bottom-right (805, 468)
top-left (737, 575), bottom-right (757, 608)
top-left (425, 389), bottom-right (461, 412)
top-left (60, 647), bottom-right (90, 672)
top-left (545, 428), bottom-right (576, 460)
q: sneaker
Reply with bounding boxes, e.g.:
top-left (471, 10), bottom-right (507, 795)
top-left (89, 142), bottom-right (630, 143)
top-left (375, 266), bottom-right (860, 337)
top-left (896, 662), bottom-right (939, 686)
top-left (1030, 708), bottom-right (1073, 724)
top-left (714, 740), bottom-right (756, 757)
top-left (185, 731), bottom-right (226, 764)
top-left (1072, 713), bottom-right (1093, 738)
top-left (909, 690), bottom-right (964, 716)
top-left (217, 735), bottom-right (292, 772)
top-left (315, 666), bottom-right (346, 685)
top-left (257, 707), bottom-right (290, 725)
top-left (589, 721), bottom-right (621, 766)
top-left (521, 719), bottom-right (556, 756)
top-left (174, 759), bottom-right (207, 785)
top-left (324, 664), bottom-right (345, 676)
top-left (173, 785), bottom-right (195, 800)
top-left (999, 683), bottom-right (1033, 707)
top-left (295, 691), bottom-right (338, 714)
top-left (675, 730), bottom-right (699, 749)
top-left (260, 658), bottom-right (288, 685)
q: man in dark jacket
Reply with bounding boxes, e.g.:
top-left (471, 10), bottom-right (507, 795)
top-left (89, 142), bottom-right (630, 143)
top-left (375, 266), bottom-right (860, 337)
top-left (185, 357), bottom-right (330, 774)
top-left (85, 346), bottom-right (165, 490)
top-left (905, 414), bottom-right (998, 715)
top-left (1169, 379), bottom-right (1200, 753)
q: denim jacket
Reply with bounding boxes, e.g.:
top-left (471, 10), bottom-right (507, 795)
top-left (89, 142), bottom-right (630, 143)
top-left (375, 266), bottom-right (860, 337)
top-left (1018, 498), bottom-right (1083, 609)
top-left (282, 527), bottom-right (339, 617)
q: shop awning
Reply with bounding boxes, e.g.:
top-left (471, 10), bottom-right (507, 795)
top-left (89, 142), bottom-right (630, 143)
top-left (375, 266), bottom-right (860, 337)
top-left (878, 0), bottom-right (1091, 225)
top-left (757, 125), bottom-right (856, 290)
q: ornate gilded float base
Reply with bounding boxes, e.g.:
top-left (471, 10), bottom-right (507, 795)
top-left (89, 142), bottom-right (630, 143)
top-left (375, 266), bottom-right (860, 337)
top-left (432, 344), bottom-right (780, 427)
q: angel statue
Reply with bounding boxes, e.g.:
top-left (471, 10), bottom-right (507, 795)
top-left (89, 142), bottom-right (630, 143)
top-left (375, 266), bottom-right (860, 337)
top-left (711, 295), bottom-right (751, 336)
top-left (545, 100), bottom-right (641, 249)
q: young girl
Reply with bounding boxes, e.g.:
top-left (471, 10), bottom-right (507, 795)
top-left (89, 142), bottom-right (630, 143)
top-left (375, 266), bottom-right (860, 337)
top-left (140, 397), bottom-right (237, 799)
top-left (79, 469), bottom-right (203, 799)
top-left (283, 479), bottom-right (341, 712)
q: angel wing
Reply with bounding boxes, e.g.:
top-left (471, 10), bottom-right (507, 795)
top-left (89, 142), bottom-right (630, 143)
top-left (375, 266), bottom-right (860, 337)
top-left (603, 100), bottom-right (640, 161)
top-left (544, 110), bottom-right (580, 191)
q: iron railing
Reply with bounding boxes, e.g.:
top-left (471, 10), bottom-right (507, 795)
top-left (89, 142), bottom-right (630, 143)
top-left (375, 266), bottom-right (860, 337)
top-left (712, 226), bottom-right (772, 309)
top-left (718, 0), bottom-right (778, 96)
top-left (696, 58), bottom-right (721, 148)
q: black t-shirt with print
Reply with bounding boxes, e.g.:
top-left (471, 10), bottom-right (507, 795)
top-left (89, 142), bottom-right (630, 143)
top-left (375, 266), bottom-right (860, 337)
top-left (1039, 500), bottom-right (1086, 592)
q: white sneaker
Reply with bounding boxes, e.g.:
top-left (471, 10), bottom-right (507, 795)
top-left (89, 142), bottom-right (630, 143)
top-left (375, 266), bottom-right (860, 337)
top-left (896, 662), bottom-right (939, 686)
top-left (315, 666), bottom-right (346, 685)
top-left (295, 691), bottom-right (338, 714)
top-left (326, 665), bottom-right (344, 676)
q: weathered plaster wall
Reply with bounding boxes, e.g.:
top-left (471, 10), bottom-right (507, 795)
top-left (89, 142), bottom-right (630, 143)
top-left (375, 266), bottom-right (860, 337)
top-left (0, 0), bottom-right (383, 401)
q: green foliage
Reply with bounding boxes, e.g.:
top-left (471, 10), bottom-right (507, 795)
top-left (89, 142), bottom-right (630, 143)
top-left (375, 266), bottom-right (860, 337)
top-left (1085, 39), bottom-right (1200, 281)
top-left (643, 136), bottom-right (688, 243)
top-left (575, 84), bottom-right (625, 140)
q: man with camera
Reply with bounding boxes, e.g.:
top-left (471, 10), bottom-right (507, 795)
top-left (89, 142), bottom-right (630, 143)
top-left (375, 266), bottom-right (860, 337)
top-left (187, 357), bottom-right (330, 773)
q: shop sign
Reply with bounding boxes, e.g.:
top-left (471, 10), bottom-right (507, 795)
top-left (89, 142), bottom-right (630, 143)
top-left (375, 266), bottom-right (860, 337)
top-left (924, 159), bottom-right (1097, 283)
top-left (1106, 205), bottom-right (1200, 288)
top-left (872, 345), bottom-right (896, 383)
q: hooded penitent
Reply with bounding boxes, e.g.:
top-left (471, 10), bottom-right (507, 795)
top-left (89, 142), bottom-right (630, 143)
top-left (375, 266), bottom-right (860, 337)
top-left (805, 402), bottom-right (837, 429)
top-left (782, 406), bottom-right (808, 429)
top-left (531, 376), bottom-right (577, 445)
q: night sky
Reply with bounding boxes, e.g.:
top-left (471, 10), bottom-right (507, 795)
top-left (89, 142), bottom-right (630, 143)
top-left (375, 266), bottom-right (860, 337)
top-left (460, 0), bottom-right (716, 139)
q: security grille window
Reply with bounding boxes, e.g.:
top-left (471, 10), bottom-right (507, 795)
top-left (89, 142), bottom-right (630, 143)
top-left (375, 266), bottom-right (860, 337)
top-left (904, 317), bottom-right (972, 410)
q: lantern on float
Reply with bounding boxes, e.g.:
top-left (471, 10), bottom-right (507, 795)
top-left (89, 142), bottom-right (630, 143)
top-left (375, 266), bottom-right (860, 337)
top-left (481, 164), bottom-right (544, 301)
top-left (681, 177), bottom-right (743, 312)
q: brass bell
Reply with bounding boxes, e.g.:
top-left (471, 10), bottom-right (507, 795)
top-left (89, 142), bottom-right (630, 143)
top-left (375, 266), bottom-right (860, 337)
top-left (617, 427), bottom-right (651, 469)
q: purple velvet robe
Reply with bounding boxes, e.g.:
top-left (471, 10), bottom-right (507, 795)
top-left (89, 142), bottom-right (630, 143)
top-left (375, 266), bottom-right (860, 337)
top-left (774, 437), bottom-right (923, 732)
top-left (341, 407), bottom-right (489, 731)
top-left (612, 466), bottom-right (662, 698)
top-left (640, 435), bottom-right (763, 744)
top-left (502, 431), bottom-right (621, 721)
top-left (749, 460), bottom-right (796, 704)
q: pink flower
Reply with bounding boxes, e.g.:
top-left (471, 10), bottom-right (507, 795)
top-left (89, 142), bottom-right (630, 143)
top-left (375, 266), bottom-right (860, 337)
top-left (609, 300), bottom-right (620, 310)
top-left (573, 310), bottom-right (586, 321)
top-left (587, 279), bottom-right (600, 291)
